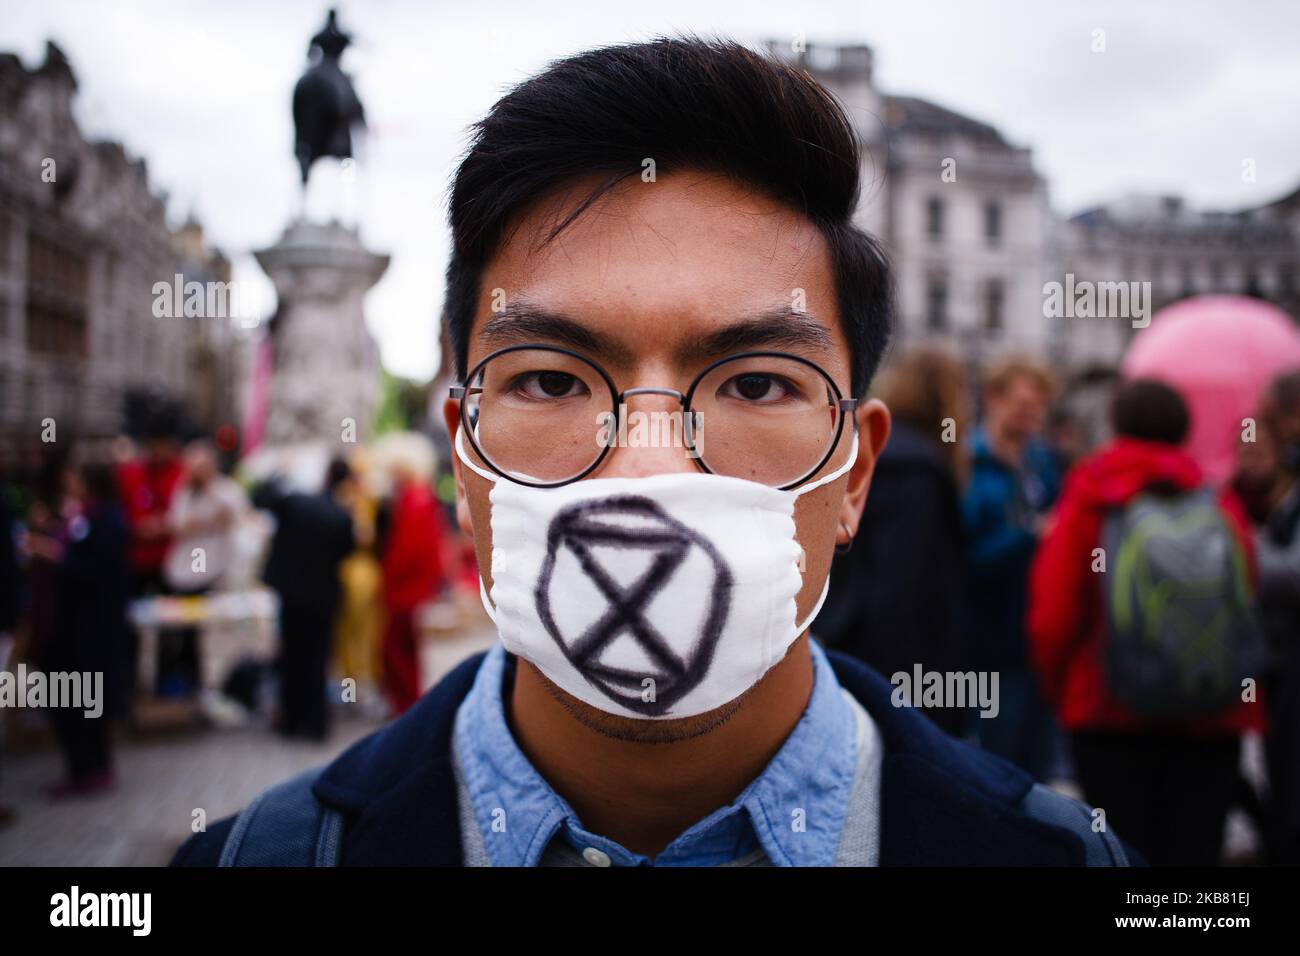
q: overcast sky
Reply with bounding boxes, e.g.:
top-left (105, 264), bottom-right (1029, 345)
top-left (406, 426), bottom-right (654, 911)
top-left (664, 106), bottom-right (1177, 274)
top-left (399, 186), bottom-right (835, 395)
top-left (3, 0), bottom-right (1298, 380)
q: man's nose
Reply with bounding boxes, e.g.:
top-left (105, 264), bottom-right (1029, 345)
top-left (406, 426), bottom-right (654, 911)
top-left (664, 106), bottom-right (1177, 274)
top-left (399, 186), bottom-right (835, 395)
top-left (597, 389), bottom-right (699, 479)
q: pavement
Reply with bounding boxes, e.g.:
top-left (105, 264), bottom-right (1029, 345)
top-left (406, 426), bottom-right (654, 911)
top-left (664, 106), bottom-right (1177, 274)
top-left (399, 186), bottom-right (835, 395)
top-left (0, 626), bottom-right (496, 866)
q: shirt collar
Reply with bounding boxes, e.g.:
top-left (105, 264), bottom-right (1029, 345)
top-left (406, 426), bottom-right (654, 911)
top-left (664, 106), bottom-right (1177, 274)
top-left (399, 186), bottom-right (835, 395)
top-left (452, 638), bottom-right (858, 867)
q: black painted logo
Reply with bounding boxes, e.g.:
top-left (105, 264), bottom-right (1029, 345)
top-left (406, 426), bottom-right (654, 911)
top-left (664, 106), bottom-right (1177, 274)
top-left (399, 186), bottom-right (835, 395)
top-left (535, 496), bottom-right (733, 716)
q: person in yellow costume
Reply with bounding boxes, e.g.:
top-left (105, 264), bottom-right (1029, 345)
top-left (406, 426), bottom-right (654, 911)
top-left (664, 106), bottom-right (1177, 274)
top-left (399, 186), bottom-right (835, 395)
top-left (331, 449), bottom-right (384, 714)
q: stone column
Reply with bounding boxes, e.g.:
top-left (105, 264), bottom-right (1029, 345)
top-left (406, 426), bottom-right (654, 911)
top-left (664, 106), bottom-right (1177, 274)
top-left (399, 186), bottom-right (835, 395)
top-left (255, 220), bottom-right (388, 447)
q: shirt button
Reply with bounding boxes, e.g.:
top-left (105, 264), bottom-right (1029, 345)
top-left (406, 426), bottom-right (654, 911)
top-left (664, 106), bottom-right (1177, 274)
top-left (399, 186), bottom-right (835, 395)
top-left (582, 847), bottom-right (612, 867)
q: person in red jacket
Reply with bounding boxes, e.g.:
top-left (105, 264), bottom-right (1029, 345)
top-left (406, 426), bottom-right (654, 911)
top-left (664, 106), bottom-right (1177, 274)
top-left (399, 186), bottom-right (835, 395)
top-left (1028, 379), bottom-right (1265, 866)
top-left (380, 461), bottom-right (448, 715)
top-left (116, 432), bottom-right (184, 698)
top-left (117, 433), bottom-right (184, 588)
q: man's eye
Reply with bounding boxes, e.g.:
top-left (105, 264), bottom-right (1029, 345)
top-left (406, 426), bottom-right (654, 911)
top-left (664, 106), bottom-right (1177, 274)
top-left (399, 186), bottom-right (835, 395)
top-left (720, 373), bottom-right (793, 403)
top-left (514, 370), bottom-right (587, 400)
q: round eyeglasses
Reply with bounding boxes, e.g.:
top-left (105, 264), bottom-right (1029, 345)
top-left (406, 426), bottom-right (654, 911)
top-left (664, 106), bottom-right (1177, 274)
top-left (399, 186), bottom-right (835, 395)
top-left (451, 344), bottom-right (857, 489)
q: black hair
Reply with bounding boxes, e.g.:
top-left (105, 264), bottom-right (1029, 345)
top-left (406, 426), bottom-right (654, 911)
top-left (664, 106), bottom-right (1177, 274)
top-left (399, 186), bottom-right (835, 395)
top-left (1112, 379), bottom-right (1190, 445)
top-left (325, 457), bottom-right (352, 494)
top-left (444, 36), bottom-right (893, 398)
top-left (79, 461), bottom-right (120, 505)
top-left (1269, 370), bottom-right (1300, 421)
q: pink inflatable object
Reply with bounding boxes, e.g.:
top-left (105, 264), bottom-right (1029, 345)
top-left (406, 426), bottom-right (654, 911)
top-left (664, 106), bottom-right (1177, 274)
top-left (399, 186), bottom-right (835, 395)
top-left (1121, 295), bottom-right (1300, 484)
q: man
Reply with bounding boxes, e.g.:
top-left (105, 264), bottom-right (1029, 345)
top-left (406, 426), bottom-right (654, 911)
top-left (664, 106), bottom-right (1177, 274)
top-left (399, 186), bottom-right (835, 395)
top-left (174, 37), bottom-right (1129, 866)
top-left (819, 347), bottom-right (970, 735)
top-left (158, 439), bottom-right (248, 696)
top-left (28, 461), bottom-right (130, 796)
top-left (118, 429), bottom-right (184, 593)
top-left (1029, 380), bottom-right (1263, 865)
top-left (164, 439), bottom-right (247, 595)
top-left (117, 427), bottom-right (184, 699)
top-left (1238, 370), bottom-right (1300, 864)
top-left (252, 460), bottom-right (355, 741)
top-left (378, 436), bottom-right (448, 715)
top-left (963, 357), bottom-right (1063, 781)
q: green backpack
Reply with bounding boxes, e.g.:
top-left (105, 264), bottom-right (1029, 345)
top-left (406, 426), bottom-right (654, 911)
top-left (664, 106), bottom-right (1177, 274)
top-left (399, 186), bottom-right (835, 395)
top-left (1101, 489), bottom-right (1265, 719)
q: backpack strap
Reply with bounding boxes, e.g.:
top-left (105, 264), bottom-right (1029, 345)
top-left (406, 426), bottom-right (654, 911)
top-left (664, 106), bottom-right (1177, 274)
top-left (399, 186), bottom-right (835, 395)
top-left (218, 768), bottom-right (343, 867)
top-left (1019, 783), bottom-right (1132, 866)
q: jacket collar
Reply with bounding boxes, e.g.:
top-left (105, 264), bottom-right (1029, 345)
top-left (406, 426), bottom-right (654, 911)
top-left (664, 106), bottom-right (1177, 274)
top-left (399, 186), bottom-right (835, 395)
top-left (827, 652), bottom-right (1086, 865)
top-left (313, 647), bottom-right (1086, 866)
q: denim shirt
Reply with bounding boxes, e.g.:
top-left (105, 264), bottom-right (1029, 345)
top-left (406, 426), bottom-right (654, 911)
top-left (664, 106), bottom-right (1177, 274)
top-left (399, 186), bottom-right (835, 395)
top-left (451, 638), bottom-right (863, 866)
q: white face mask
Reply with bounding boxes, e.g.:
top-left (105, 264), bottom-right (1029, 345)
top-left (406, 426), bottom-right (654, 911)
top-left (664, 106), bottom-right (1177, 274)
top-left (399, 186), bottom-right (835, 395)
top-left (456, 427), bottom-right (858, 719)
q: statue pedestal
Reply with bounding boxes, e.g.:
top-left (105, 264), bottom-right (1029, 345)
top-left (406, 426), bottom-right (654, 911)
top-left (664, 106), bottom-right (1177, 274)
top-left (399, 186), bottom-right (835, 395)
top-left (255, 220), bottom-right (388, 448)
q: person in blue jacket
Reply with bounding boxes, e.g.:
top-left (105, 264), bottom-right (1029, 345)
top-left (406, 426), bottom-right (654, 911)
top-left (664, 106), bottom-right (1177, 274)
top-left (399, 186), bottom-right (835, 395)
top-left (962, 357), bottom-right (1063, 782)
top-left (174, 37), bottom-right (1131, 867)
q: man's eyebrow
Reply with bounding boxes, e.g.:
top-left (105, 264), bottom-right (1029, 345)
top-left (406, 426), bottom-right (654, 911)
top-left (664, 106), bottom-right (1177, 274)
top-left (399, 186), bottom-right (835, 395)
top-left (478, 304), bottom-right (835, 368)
top-left (478, 305), bottom-right (633, 364)
top-left (678, 310), bottom-right (836, 364)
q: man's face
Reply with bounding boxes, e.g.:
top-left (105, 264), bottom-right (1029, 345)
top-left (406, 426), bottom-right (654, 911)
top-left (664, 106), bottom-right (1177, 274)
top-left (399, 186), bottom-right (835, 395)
top-left (184, 444), bottom-right (217, 486)
top-left (987, 376), bottom-right (1049, 444)
top-left (444, 171), bottom-right (888, 734)
top-left (147, 438), bottom-right (179, 466)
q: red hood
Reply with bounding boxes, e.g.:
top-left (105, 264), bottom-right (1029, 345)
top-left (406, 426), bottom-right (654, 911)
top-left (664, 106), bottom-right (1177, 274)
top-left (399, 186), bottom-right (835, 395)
top-left (1066, 438), bottom-right (1204, 509)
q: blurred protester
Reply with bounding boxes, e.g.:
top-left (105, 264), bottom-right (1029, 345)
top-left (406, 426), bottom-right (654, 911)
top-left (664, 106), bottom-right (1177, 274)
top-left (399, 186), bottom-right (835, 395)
top-left (962, 356), bottom-right (1062, 779)
top-left (253, 460), bottom-right (356, 740)
top-left (26, 461), bottom-right (130, 797)
top-left (820, 347), bottom-right (970, 735)
top-left (0, 480), bottom-right (17, 640)
top-left (1237, 369), bottom-right (1300, 864)
top-left (0, 476), bottom-right (19, 826)
top-left (1045, 406), bottom-right (1086, 474)
top-left (331, 453), bottom-right (385, 715)
top-left (156, 439), bottom-right (248, 696)
top-left (21, 461), bottom-right (64, 706)
top-left (117, 428), bottom-right (183, 700)
top-left (1029, 380), bottom-right (1265, 866)
top-left (377, 435), bottom-right (448, 715)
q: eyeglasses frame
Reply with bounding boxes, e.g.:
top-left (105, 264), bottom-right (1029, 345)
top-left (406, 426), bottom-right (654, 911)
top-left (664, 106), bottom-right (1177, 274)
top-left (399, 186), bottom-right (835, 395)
top-left (451, 343), bottom-right (858, 490)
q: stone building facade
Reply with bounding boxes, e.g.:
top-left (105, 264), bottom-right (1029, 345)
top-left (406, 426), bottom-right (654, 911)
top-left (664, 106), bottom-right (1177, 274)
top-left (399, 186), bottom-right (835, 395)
top-left (0, 42), bottom-right (244, 451)
top-left (1057, 191), bottom-right (1300, 371)
top-left (770, 41), bottom-right (1298, 378)
top-left (771, 42), bottom-right (1055, 369)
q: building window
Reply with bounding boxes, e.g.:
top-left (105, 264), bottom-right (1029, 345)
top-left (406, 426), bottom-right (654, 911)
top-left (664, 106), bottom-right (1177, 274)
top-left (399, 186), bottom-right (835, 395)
top-left (26, 233), bottom-right (88, 359)
top-left (926, 274), bottom-right (948, 331)
top-left (984, 278), bottom-right (1004, 333)
top-left (926, 197), bottom-right (944, 242)
top-left (984, 201), bottom-right (1002, 246)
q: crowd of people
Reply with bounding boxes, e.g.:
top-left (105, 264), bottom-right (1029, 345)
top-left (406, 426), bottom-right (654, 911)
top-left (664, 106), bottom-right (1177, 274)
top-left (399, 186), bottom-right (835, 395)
top-left (2, 357), bottom-right (1297, 867)
top-left (0, 426), bottom-right (459, 815)
top-left (822, 350), bottom-right (1300, 867)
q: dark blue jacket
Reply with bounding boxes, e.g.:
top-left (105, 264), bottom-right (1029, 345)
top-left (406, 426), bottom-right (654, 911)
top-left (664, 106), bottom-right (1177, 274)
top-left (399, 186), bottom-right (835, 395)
top-left (820, 422), bottom-right (968, 735)
top-left (172, 649), bottom-right (1132, 866)
top-left (251, 481), bottom-right (355, 613)
top-left (962, 428), bottom-right (1061, 672)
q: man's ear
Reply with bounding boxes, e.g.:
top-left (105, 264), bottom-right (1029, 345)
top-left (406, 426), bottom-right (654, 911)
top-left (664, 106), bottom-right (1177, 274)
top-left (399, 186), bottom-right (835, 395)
top-left (442, 397), bottom-right (475, 537)
top-left (837, 398), bottom-right (890, 542)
